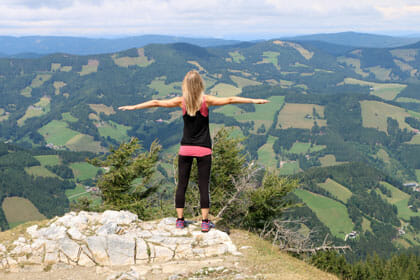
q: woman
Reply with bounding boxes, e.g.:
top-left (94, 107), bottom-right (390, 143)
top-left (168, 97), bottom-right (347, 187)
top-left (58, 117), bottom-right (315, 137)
top-left (119, 70), bottom-right (268, 232)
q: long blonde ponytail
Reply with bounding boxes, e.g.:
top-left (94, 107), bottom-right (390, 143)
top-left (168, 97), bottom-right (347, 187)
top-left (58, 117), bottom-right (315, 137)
top-left (182, 70), bottom-right (204, 116)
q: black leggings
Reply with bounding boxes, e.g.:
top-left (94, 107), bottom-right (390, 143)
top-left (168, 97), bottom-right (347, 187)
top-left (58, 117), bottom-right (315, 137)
top-left (175, 154), bottom-right (211, 209)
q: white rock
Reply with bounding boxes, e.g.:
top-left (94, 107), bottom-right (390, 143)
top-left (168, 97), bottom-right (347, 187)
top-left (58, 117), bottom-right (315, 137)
top-left (97, 222), bottom-right (119, 236)
top-left (86, 236), bottom-right (109, 265)
top-left (106, 234), bottom-right (135, 265)
top-left (78, 251), bottom-right (96, 266)
top-left (67, 227), bottom-right (85, 240)
top-left (44, 251), bottom-right (59, 265)
top-left (57, 237), bottom-right (80, 262)
top-left (0, 244), bottom-right (6, 252)
top-left (100, 210), bottom-right (138, 225)
top-left (135, 238), bottom-right (149, 261)
top-left (149, 244), bottom-right (173, 262)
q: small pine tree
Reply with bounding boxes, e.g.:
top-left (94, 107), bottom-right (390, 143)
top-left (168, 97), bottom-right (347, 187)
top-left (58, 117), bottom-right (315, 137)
top-left (88, 138), bottom-right (161, 218)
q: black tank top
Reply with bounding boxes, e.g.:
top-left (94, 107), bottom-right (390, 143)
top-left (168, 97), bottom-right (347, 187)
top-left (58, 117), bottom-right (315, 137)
top-left (180, 96), bottom-right (212, 149)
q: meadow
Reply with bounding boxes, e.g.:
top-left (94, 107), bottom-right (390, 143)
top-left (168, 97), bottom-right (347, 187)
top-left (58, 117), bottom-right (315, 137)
top-left (294, 188), bottom-right (354, 239)
top-left (277, 103), bottom-right (326, 129)
top-left (2, 197), bottom-right (46, 228)
top-left (341, 77), bottom-right (406, 100)
top-left (317, 178), bottom-right (353, 203)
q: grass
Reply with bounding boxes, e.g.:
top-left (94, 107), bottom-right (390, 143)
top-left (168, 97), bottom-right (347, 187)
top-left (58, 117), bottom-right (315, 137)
top-left (229, 229), bottom-right (339, 280)
top-left (278, 161), bottom-right (300, 175)
top-left (24, 166), bottom-right (58, 178)
top-left (89, 104), bottom-right (116, 115)
top-left (214, 96), bottom-right (284, 133)
top-left (20, 86), bottom-right (32, 97)
top-left (79, 59), bottom-right (99, 76)
top-left (259, 51), bottom-right (280, 69)
top-left (112, 48), bottom-right (154, 67)
top-left (288, 142), bottom-right (326, 154)
top-left (337, 57), bottom-right (369, 77)
top-left (62, 112), bottom-right (78, 123)
top-left (17, 96), bottom-right (51, 126)
top-left (70, 162), bottom-right (99, 181)
top-left (341, 78), bottom-right (406, 100)
top-left (34, 155), bottom-right (60, 166)
top-left (294, 189), bottom-right (353, 239)
top-left (273, 40), bottom-right (314, 60)
top-left (210, 123), bottom-right (244, 139)
top-left (210, 83), bottom-right (241, 97)
top-left (53, 81), bottom-right (66, 95)
top-left (360, 100), bottom-right (414, 133)
top-left (317, 178), bottom-right (353, 203)
top-left (65, 184), bottom-right (90, 201)
top-left (390, 49), bottom-right (418, 62)
top-left (97, 121), bottom-right (131, 143)
top-left (65, 134), bottom-right (106, 153)
top-left (257, 135), bottom-right (277, 169)
top-left (277, 103), bottom-right (326, 129)
top-left (319, 154), bottom-right (346, 167)
top-left (378, 181), bottom-right (420, 220)
top-left (230, 75), bottom-right (261, 88)
top-left (375, 148), bottom-right (390, 163)
top-left (396, 97), bottom-right (420, 104)
top-left (367, 66), bottom-right (392, 81)
top-left (31, 74), bottom-right (52, 88)
top-left (361, 217), bottom-right (372, 232)
top-left (51, 63), bottom-right (61, 71)
top-left (38, 120), bottom-right (80, 146)
top-left (408, 134), bottom-right (420, 144)
top-left (61, 66), bottom-right (72, 72)
top-left (2, 197), bottom-right (46, 228)
top-left (228, 51), bottom-right (245, 63)
top-left (415, 169), bottom-right (420, 182)
top-left (148, 76), bottom-right (181, 98)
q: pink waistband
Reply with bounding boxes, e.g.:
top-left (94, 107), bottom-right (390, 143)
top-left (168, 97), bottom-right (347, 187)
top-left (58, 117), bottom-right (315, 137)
top-left (179, 145), bottom-right (212, 157)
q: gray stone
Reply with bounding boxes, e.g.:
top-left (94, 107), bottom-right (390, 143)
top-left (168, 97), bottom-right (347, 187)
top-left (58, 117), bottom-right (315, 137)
top-left (97, 222), bottom-right (119, 236)
top-left (150, 244), bottom-right (173, 262)
top-left (57, 237), bottom-right (80, 262)
top-left (67, 227), bottom-right (85, 240)
top-left (86, 235), bottom-right (109, 265)
top-left (135, 238), bottom-right (148, 261)
top-left (106, 234), bottom-right (135, 265)
top-left (100, 210), bottom-right (138, 225)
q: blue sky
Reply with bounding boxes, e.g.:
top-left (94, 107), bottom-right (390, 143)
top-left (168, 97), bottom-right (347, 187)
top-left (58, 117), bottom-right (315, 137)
top-left (1, 0), bottom-right (420, 39)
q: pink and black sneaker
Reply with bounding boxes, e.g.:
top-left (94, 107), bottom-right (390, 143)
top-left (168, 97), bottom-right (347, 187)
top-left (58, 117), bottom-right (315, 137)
top-left (201, 220), bottom-right (213, 232)
top-left (176, 218), bottom-right (185, 229)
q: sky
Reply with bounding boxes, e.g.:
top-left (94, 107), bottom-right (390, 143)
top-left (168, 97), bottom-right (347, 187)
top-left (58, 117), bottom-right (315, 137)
top-left (1, 0), bottom-right (420, 40)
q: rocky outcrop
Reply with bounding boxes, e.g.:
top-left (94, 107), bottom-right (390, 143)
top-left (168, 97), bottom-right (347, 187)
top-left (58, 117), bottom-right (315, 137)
top-left (0, 210), bottom-right (241, 272)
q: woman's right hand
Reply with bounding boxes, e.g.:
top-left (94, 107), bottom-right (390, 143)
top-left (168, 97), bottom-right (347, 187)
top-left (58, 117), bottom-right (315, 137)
top-left (118, 105), bottom-right (136, 111)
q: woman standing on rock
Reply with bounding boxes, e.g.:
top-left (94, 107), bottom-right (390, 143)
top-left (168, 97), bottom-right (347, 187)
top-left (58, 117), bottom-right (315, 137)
top-left (119, 70), bottom-right (268, 232)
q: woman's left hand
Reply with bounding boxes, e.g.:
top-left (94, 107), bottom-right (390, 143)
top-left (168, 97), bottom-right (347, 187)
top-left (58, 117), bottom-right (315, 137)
top-left (253, 99), bottom-right (270, 104)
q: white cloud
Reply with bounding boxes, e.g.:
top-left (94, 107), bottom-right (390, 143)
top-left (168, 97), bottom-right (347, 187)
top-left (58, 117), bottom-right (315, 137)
top-left (0, 0), bottom-right (419, 38)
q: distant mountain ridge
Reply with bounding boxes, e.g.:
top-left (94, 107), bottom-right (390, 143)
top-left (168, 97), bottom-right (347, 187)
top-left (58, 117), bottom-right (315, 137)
top-left (0, 35), bottom-right (240, 56)
top-left (286, 31), bottom-right (420, 48)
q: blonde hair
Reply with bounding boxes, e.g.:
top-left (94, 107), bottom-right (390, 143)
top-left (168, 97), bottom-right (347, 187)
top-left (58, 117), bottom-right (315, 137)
top-left (182, 70), bottom-right (205, 116)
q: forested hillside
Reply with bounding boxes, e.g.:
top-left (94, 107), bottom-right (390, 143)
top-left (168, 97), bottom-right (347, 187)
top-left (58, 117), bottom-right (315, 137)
top-left (2, 38), bottom-right (420, 260)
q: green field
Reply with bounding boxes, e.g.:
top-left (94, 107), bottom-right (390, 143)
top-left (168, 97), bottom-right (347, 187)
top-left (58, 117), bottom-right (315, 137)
top-left (89, 104), bottom-right (116, 116)
top-left (148, 76), bottom-right (181, 98)
top-left (337, 57), bottom-right (370, 77)
top-left (278, 161), bottom-right (300, 175)
top-left (260, 51), bottom-right (280, 69)
top-left (38, 120), bottom-right (80, 145)
top-left (378, 181), bottom-right (420, 220)
top-left (396, 97), bottom-right (420, 104)
top-left (62, 112), bottom-right (78, 122)
top-left (79, 59), bottom-right (99, 76)
top-left (17, 97), bottom-right (51, 126)
top-left (98, 121), bottom-right (131, 143)
top-left (65, 184), bottom-right (88, 200)
top-left (230, 75), bottom-right (262, 88)
top-left (34, 155), bottom-right (60, 166)
top-left (367, 66), bottom-right (392, 81)
top-left (288, 142), bottom-right (326, 154)
top-left (277, 103), bottom-right (326, 129)
top-left (375, 148), bottom-right (390, 163)
top-left (415, 169), bottom-right (420, 182)
top-left (294, 189), bottom-right (354, 239)
top-left (360, 100), bottom-right (414, 133)
top-left (214, 96), bottom-right (284, 133)
top-left (2, 197), bottom-right (46, 228)
top-left (53, 81), bottom-right (66, 95)
top-left (319, 154), bottom-right (345, 167)
top-left (25, 166), bottom-right (58, 178)
top-left (210, 123), bottom-right (244, 140)
top-left (70, 162), bottom-right (100, 181)
top-left (408, 134), bottom-right (420, 144)
top-left (65, 134), bottom-right (106, 153)
top-left (317, 178), bottom-right (353, 203)
top-left (210, 83), bottom-right (241, 97)
top-left (228, 51), bottom-right (245, 63)
top-left (257, 135), bottom-right (277, 169)
top-left (112, 48), bottom-right (154, 67)
top-left (361, 217), bottom-right (372, 232)
top-left (341, 78), bottom-right (406, 100)
top-left (31, 74), bottom-right (52, 88)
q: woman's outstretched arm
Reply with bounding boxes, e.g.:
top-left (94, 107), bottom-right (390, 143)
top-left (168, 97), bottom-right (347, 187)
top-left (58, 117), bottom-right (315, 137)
top-left (118, 96), bottom-right (182, 111)
top-left (205, 95), bottom-right (269, 106)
